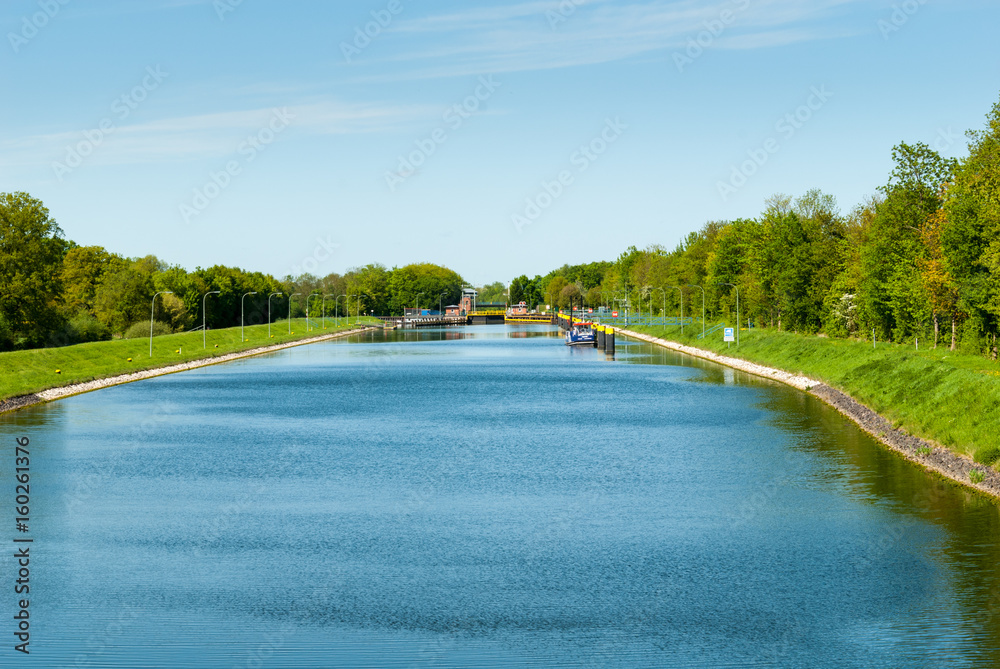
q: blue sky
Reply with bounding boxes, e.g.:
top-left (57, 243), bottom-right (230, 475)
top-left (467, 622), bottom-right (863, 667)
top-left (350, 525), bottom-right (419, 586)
top-left (1, 0), bottom-right (998, 284)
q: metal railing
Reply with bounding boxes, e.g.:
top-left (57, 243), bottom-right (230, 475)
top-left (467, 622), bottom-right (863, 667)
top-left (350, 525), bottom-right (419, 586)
top-left (698, 323), bottom-right (726, 339)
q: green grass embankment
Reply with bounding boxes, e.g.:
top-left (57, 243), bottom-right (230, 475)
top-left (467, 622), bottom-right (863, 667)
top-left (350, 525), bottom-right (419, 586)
top-left (0, 317), bottom-right (381, 402)
top-left (628, 323), bottom-right (1000, 461)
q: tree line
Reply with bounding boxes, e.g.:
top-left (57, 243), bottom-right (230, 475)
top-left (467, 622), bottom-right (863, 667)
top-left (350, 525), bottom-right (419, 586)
top-left (530, 94), bottom-right (1000, 357)
top-left (0, 198), bottom-right (466, 351)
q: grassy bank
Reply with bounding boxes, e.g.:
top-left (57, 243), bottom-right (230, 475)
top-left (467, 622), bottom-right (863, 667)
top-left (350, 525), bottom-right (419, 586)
top-left (628, 323), bottom-right (1000, 462)
top-left (0, 317), bottom-right (380, 402)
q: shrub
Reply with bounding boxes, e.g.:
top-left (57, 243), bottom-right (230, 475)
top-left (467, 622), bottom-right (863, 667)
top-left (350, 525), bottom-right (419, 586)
top-left (123, 320), bottom-right (172, 339)
top-left (974, 446), bottom-right (1000, 466)
top-left (66, 313), bottom-right (111, 344)
top-left (970, 469), bottom-right (985, 484)
top-left (0, 315), bottom-right (13, 352)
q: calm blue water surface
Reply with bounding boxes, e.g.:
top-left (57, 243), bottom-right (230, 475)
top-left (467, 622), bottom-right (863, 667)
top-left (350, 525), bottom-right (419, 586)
top-left (4, 324), bottom-right (1000, 668)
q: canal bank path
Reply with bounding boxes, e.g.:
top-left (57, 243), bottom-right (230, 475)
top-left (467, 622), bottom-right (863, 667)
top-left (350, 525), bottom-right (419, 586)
top-left (618, 328), bottom-right (1000, 500)
top-left (0, 326), bottom-right (375, 415)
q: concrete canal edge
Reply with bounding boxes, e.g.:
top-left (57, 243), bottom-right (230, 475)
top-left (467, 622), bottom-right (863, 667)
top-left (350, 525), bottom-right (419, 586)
top-left (0, 326), bottom-right (376, 416)
top-left (618, 328), bottom-right (1000, 501)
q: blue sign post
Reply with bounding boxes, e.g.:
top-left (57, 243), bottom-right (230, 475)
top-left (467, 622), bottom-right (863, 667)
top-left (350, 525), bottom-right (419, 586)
top-left (724, 327), bottom-right (735, 343)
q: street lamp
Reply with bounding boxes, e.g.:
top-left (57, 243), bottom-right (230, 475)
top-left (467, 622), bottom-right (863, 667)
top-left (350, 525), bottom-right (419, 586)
top-left (288, 292), bottom-right (301, 334)
top-left (241, 292), bottom-right (257, 342)
top-left (268, 292), bottom-right (283, 338)
top-left (636, 286), bottom-right (648, 323)
top-left (613, 289), bottom-right (629, 324)
top-left (667, 286), bottom-right (683, 334)
top-left (414, 292), bottom-right (425, 320)
top-left (322, 295), bottom-right (333, 329)
top-left (686, 284), bottom-right (706, 338)
top-left (305, 293), bottom-right (321, 331)
top-left (349, 294), bottom-right (369, 325)
top-left (202, 290), bottom-right (220, 349)
top-left (651, 288), bottom-right (667, 326)
top-left (439, 292), bottom-right (447, 316)
top-left (149, 291), bottom-right (173, 357)
top-left (336, 293), bottom-right (347, 327)
top-left (356, 294), bottom-right (369, 325)
top-left (718, 283), bottom-right (740, 346)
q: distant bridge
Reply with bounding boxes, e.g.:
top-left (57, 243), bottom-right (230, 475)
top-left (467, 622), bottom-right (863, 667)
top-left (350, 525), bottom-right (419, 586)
top-left (378, 312), bottom-right (555, 328)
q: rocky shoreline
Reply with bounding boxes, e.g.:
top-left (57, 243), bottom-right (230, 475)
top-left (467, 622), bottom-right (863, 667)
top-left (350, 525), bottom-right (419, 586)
top-left (620, 329), bottom-right (1000, 499)
top-left (0, 326), bottom-right (374, 416)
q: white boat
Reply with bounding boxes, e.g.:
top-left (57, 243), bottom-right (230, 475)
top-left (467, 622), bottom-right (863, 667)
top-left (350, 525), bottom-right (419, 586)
top-left (565, 326), bottom-right (595, 346)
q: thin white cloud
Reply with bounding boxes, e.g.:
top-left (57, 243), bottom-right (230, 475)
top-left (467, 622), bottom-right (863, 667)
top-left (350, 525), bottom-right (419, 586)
top-left (345, 0), bottom-right (876, 81)
top-left (0, 101), bottom-right (435, 169)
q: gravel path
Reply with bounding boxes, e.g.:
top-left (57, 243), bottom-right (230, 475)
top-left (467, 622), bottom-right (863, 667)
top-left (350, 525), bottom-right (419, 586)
top-left (0, 327), bottom-right (374, 415)
top-left (620, 329), bottom-right (1000, 499)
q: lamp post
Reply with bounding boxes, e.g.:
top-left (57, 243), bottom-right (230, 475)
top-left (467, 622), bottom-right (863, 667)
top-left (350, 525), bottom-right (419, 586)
top-left (350, 294), bottom-right (369, 325)
top-left (667, 286), bottom-right (683, 334)
top-left (718, 283), bottom-right (740, 346)
top-left (686, 284), bottom-right (706, 338)
top-left (288, 293), bottom-right (301, 334)
top-left (149, 291), bottom-right (173, 357)
top-left (439, 292), bottom-right (447, 317)
top-left (268, 292), bottom-right (283, 338)
top-left (637, 286), bottom-right (649, 323)
top-left (618, 288), bottom-right (631, 325)
top-left (241, 292), bottom-right (257, 342)
top-left (322, 295), bottom-right (333, 329)
top-left (335, 294), bottom-right (347, 327)
top-left (202, 290), bottom-right (220, 349)
top-left (306, 294), bottom-right (321, 331)
top-left (414, 292), bottom-right (425, 320)
top-left (357, 294), bottom-right (368, 325)
top-left (652, 288), bottom-right (667, 327)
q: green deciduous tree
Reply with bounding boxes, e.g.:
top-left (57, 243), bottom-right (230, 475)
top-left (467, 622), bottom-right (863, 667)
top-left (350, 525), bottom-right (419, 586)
top-left (0, 192), bottom-right (66, 348)
top-left (346, 264), bottom-right (390, 316)
top-left (93, 258), bottom-right (158, 335)
top-left (942, 97), bottom-right (1000, 355)
top-left (387, 263), bottom-right (463, 314)
top-left (59, 245), bottom-right (125, 317)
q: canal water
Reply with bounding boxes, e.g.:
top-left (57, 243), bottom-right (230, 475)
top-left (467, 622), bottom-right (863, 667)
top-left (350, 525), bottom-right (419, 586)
top-left (3, 324), bottom-right (1000, 667)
